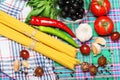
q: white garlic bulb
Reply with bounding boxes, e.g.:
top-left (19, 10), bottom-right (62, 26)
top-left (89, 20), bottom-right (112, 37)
top-left (92, 43), bottom-right (102, 56)
top-left (76, 23), bottom-right (93, 42)
top-left (94, 37), bottom-right (106, 46)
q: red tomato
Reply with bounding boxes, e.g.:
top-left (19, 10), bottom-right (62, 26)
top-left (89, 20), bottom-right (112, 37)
top-left (90, 0), bottom-right (111, 16)
top-left (110, 32), bottom-right (120, 41)
top-left (94, 16), bottom-right (114, 36)
top-left (80, 44), bottom-right (90, 55)
top-left (20, 50), bottom-right (30, 59)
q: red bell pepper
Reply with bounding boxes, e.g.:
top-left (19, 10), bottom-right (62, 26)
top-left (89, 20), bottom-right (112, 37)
top-left (30, 16), bottom-right (76, 37)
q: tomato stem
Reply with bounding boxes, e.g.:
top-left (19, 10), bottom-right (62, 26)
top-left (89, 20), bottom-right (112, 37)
top-left (101, 21), bottom-right (109, 32)
top-left (97, 0), bottom-right (104, 6)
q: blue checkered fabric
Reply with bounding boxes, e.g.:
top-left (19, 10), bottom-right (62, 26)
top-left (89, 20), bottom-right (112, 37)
top-left (0, 0), bottom-right (56, 80)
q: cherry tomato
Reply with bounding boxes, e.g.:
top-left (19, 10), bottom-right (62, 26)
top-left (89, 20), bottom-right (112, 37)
top-left (20, 50), bottom-right (30, 59)
top-left (80, 44), bottom-right (90, 55)
top-left (34, 66), bottom-right (44, 77)
top-left (90, 0), bottom-right (111, 16)
top-left (94, 16), bottom-right (114, 36)
top-left (110, 32), bottom-right (120, 41)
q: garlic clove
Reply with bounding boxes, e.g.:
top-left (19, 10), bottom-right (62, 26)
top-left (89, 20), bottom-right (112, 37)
top-left (13, 59), bottom-right (20, 72)
top-left (94, 37), bottom-right (106, 46)
top-left (92, 43), bottom-right (101, 56)
top-left (76, 23), bottom-right (93, 42)
top-left (22, 60), bottom-right (30, 68)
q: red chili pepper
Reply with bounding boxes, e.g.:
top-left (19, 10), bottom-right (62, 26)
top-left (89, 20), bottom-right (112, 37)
top-left (30, 16), bottom-right (76, 37)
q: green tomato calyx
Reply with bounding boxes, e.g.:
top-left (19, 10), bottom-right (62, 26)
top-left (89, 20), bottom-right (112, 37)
top-left (97, 0), bottom-right (104, 6)
top-left (101, 21), bottom-right (109, 32)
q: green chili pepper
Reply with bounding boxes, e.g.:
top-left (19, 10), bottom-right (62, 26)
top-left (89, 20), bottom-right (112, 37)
top-left (34, 26), bottom-right (79, 48)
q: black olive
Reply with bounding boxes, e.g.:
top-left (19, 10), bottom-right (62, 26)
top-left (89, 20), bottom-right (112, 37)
top-left (61, 11), bottom-right (67, 18)
top-left (73, 2), bottom-right (80, 9)
top-left (58, 0), bottom-right (65, 8)
top-left (79, 8), bottom-right (85, 14)
top-left (78, 14), bottom-right (83, 19)
top-left (78, 0), bottom-right (84, 7)
top-left (65, 0), bottom-right (70, 4)
top-left (69, 7), bottom-right (76, 14)
top-left (59, 0), bottom-right (85, 20)
top-left (69, 0), bottom-right (75, 4)
top-left (71, 15), bottom-right (77, 21)
top-left (62, 6), bottom-right (70, 12)
top-left (76, 12), bottom-right (83, 19)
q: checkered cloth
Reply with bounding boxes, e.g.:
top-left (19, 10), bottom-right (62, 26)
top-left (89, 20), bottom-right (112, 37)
top-left (0, 0), bottom-right (56, 80)
top-left (54, 0), bottom-right (120, 80)
top-left (0, 0), bottom-right (120, 80)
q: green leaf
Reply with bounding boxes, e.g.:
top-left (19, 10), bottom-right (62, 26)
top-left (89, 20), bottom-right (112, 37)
top-left (26, 0), bottom-right (42, 7)
top-left (25, 0), bottom-right (60, 22)
top-left (50, 8), bottom-right (59, 19)
top-left (41, 5), bottom-right (51, 17)
top-left (36, 1), bottom-right (46, 8)
top-left (25, 6), bottom-right (45, 23)
top-left (50, 8), bottom-right (54, 19)
top-left (32, 2), bottom-right (40, 7)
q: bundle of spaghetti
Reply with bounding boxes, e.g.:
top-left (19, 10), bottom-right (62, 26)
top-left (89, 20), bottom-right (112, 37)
top-left (0, 10), bottom-right (77, 58)
top-left (0, 23), bottom-right (80, 70)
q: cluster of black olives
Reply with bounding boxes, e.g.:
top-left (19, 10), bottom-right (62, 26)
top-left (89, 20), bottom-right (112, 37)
top-left (58, 0), bottom-right (84, 21)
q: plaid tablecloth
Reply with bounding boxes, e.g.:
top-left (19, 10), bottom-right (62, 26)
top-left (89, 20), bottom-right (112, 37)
top-left (0, 0), bottom-right (56, 80)
top-left (0, 0), bottom-right (120, 80)
top-left (54, 0), bottom-right (120, 80)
